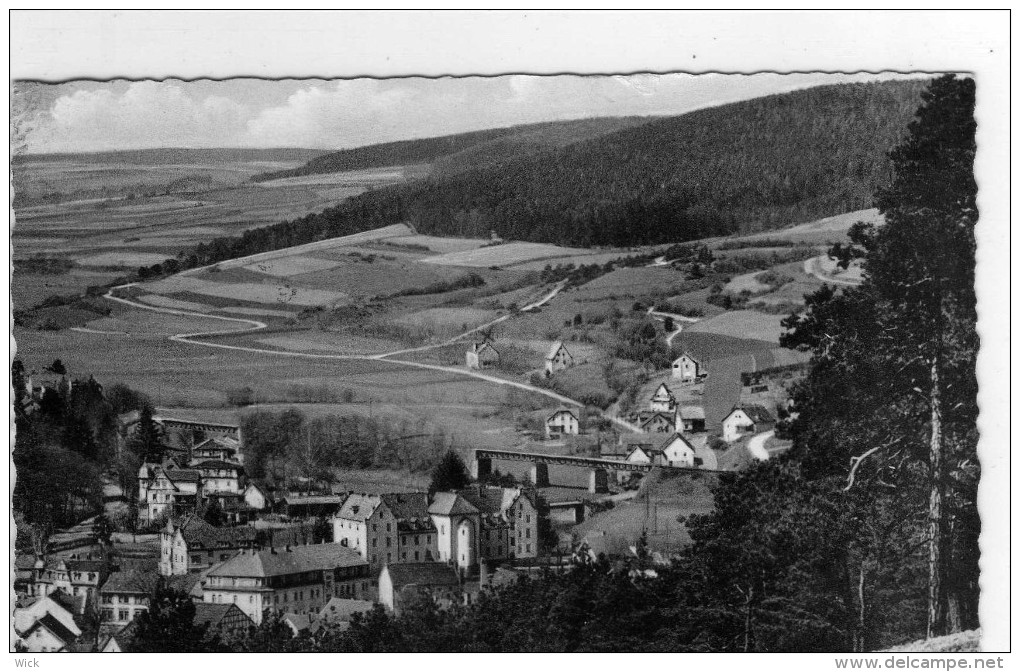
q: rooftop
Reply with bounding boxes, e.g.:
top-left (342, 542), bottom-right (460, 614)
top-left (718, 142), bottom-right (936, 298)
top-left (383, 562), bottom-right (461, 589)
top-left (207, 543), bottom-right (366, 579)
top-left (428, 492), bottom-right (479, 517)
top-left (101, 570), bottom-right (159, 595)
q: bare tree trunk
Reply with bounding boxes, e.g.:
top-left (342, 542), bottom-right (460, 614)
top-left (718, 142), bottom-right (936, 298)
top-left (743, 584), bottom-right (754, 652)
top-left (855, 563), bottom-right (867, 652)
top-left (927, 354), bottom-right (947, 639)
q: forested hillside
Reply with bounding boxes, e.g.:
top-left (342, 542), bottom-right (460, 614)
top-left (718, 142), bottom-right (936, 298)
top-left (398, 79), bottom-right (927, 245)
top-left (251, 117), bottom-right (651, 181)
top-left (175, 79), bottom-right (926, 272)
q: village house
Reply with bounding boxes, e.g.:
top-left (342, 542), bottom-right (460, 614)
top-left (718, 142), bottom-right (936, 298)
top-left (13, 591), bottom-right (83, 652)
top-left (276, 494), bottom-right (348, 519)
top-left (332, 492), bottom-right (438, 571)
top-left (191, 436), bottom-right (242, 463)
top-left (671, 352), bottom-right (703, 381)
top-left (721, 404), bottom-right (776, 442)
top-left (545, 408), bottom-right (580, 438)
top-left (192, 459), bottom-right (245, 497)
top-left (100, 570), bottom-right (160, 627)
top-left (544, 340), bottom-right (574, 375)
top-left (465, 341), bottom-right (500, 370)
top-left (243, 482), bottom-right (274, 512)
top-left (202, 543), bottom-right (370, 625)
top-left (625, 434), bottom-right (698, 468)
top-left (193, 602), bottom-right (256, 640)
top-left (378, 562), bottom-right (462, 616)
top-left (22, 555), bottom-right (110, 613)
top-left (159, 515), bottom-right (258, 576)
top-left (678, 405), bottom-right (707, 433)
top-left (137, 463), bottom-right (203, 523)
top-left (648, 383), bottom-right (677, 413)
top-left (639, 411), bottom-right (677, 434)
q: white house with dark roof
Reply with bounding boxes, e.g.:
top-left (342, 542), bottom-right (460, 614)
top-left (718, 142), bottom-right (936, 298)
top-left (544, 341), bottom-right (574, 375)
top-left (429, 487), bottom-right (542, 571)
top-left (672, 352), bottom-right (703, 381)
top-left (545, 408), bottom-right (580, 438)
top-left (639, 411), bottom-right (677, 434)
top-left (678, 405), bottom-right (707, 433)
top-left (203, 543), bottom-right (370, 624)
top-left (721, 404), bottom-right (776, 442)
top-left (159, 514), bottom-right (257, 576)
top-left (243, 482), bottom-right (273, 511)
top-left (625, 434), bottom-right (697, 468)
top-left (191, 459), bottom-right (245, 497)
top-left (13, 591), bottom-right (82, 650)
top-left (648, 383), bottom-right (677, 413)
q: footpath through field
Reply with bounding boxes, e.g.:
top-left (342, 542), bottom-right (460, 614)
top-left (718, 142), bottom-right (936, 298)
top-left (802, 255), bottom-right (862, 286)
top-left (103, 280), bottom-right (592, 413)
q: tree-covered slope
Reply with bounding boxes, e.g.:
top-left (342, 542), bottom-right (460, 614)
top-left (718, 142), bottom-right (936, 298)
top-left (250, 116), bottom-right (653, 181)
top-left (398, 79), bottom-right (928, 246)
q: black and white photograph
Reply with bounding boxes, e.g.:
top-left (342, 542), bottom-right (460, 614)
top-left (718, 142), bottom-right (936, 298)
top-left (7, 10), bottom-right (1010, 663)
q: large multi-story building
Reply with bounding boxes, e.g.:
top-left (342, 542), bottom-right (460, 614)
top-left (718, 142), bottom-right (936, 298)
top-left (159, 515), bottom-right (258, 576)
top-left (21, 556), bottom-right (110, 614)
top-left (428, 486), bottom-right (542, 574)
top-left (332, 492), bottom-right (437, 572)
top-left (202, 543), bottom-right (370, 625)
top-left (100, 571), bottom-right (160, 626)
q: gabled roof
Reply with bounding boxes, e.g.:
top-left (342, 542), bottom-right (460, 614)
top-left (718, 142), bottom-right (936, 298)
top-left (175, 514), bottom-right (255, 548)
top-left (428, 492), bottom-right (480, 516)
top-left (619, 432), bottom-right (657, 448)
top-left (470, 341), bottom-right (498, 355)
top-left (207, 543), bottom-right (366, 579)
top-left (674, 351), bottom-right (702, 365)
top-left (627, 445), bottom-right (660, 459)
top-left (725, 404), bottom-right (774, 424)
top-left (651, 383), bottom-right (676, 400)
top-left (165, 468), bottom-right (201, 483)
top-left (657, 433), bottom-right (695, 454)
top-left (319, 597), bottom-right (374, 622)
top-left (383, 562), bottom-right (460, 589)
top-left (335, 493), bottom-right (380, 521)
top-left (457, 486), bottom-right (517, 515)
top-left (545, 340), bottom-right (571, 360)
top-left (546, 408), bottom-right (578, 422)
top-left (379, 492), bottom-right (430, 521)
top-left (193, 436), bottom-right (240, 452)
top-left (25, 613), bottom-right (78, 646)
top-left (679, 405), bottom-right (706, 420)
top-left (191, 459), bottom-right (244, 472)
top-left (640, 412), bottom-right (675, 428)
top-left (194, 603), bottom-right (252, 630)
top-left (101, 571), bottom-right (160, 596)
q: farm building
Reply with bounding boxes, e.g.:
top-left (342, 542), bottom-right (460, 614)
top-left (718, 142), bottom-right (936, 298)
top-left (678, 406), bottom-right (707, 433)
top-left (466, 341), bottom-right (500, 370)
top-left (378, 562), bottom-right (462, 616)
top-left (672, 352), bottom-right (703, 381)
top-left (648, 383), bottom-right (677, 413)
top-left (721, 404), bottom-right (776, 442)
top-left (544, 341), bottom-right (574, 375)
top-left (545, 409), bottom-right (580, 438)
top-left (639, 411), bottom-right (677, 434)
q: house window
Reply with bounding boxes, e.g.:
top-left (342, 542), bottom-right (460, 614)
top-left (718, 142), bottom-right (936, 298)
top-left (402, 552), bottom-right (407, 560)
top-left (386, 537), bottom-right (391, 547)
top-left (414, 551), bottom-right (419, 561)
top-left (526, 544), bottom-right (531, 553)
top-left (386, 523), bottom-right (391, 532)
top-left (414, 535), bottom-right (420, 544)
top-left (372, 524), bottom-right (377, 532)
top-left (526, 529), bottom-right (530, 539)
top-left (118, 609), bottom-right (129, 621)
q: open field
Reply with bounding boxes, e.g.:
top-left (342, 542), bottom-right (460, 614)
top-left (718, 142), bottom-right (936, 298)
top-left (685, 310), bottom-right (787, 343)
top-left (254, 165), bottom-right (419, 189)
top-left (573, 471), bottom-right (717, 554)
top-left (422, 242), bottom-right (594, 268)
top-left (77, 251), bottom-right (173, 268)
top-left (146, 275), bottom-right (349, 307)
top-left (381, 234), bottom-right (490, 254)
top-left (728, 208), bottom-right (883, 246)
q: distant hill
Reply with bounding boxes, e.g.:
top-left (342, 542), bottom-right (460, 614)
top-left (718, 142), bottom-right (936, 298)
top-left (250, 117), bottom-right (655, 181)
top-left (182, 79), bottom-right (931, 269)
top-left (15, 147), bottom-right (329, 165)
top-left (395, 79), bottom-right (929, 246)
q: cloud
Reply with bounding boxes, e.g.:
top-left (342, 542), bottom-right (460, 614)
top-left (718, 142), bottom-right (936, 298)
top-left (34, 81), bottom-right (251, 152)
top-left (23, 73), bottom-right (927, 153)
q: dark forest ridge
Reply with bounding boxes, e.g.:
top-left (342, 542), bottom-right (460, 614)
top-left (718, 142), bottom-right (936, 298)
top-left (250, 116), bottom-right (656, 182)
top-left (15, 147), bottom-right (331, 165)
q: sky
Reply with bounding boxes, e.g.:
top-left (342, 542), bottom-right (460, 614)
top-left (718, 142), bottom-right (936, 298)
top-left (15, 72), bottom-right (931, 154)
